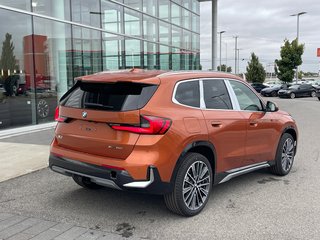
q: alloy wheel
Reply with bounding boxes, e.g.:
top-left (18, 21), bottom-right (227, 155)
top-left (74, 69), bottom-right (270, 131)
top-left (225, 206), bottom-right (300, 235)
top-left (183, 161), bottom-right (210, 211)
top-left (290, 93), bottom-right (295, 99)
top-left (37, 99), bottom-right (49, 118)
top-left (281, 138), bottom-right (294, 172)
top-left (311, 91), bottom-right (316, 97)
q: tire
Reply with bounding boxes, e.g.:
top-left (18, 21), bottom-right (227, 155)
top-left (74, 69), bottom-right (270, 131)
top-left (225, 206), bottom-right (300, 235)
top-left (164, 153), bottom-right (213, 216)
top-left (4, 76), bottom-right (18, 96)
top-left (72, 175), bottom-right (103, 189)
top-left (318, 97), bottom-right (320, 101)
top-left (311, 91), bottom-right (316, 97)
top-left (290, 93), bottom-right (295, 99)
top-left (271, 91), bottom-right (277, 97)
top-left (270, 133), bottom-right (295, 176)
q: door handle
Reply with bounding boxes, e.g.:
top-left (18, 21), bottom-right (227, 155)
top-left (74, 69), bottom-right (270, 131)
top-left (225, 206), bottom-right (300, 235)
top-left (211, 121), bottom-right (222, 128)
top-left (249, 121), bottom-right (258, 127)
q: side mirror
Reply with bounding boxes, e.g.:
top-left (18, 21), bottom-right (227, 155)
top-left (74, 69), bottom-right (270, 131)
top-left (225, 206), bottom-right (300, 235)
top-left (266, 101), bottom-right (279, 112)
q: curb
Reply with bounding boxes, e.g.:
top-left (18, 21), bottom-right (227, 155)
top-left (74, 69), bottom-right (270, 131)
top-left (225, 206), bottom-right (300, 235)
top-left (0, 122), bottom-right (56, 139)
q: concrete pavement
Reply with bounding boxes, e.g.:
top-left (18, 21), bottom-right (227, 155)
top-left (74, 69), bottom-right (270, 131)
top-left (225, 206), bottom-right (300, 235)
top-left (0, 126), bottom-right (54, 183)
top-left (0, 213), bottom-right (133, 240)
top-left (0, 97), bottom-right (320, 239)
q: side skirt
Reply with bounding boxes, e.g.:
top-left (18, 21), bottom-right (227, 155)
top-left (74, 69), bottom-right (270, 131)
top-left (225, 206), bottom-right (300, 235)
top-left (214, 161), bottom-right (275, 185)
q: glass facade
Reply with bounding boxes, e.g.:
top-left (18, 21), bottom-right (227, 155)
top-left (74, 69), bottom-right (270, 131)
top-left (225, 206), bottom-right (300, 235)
top-left (0, 0), bottom-right (200, 130)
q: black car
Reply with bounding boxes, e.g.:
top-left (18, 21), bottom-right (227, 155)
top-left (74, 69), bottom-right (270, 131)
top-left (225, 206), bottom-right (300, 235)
top-left (261, 84), bottom-right (291, 97)
top-left (316, 87), bottom-right (320, 101)
top-left (278, 84), bottom-right (316, 99)
top-left (251, 82), bottom-right (269, 93)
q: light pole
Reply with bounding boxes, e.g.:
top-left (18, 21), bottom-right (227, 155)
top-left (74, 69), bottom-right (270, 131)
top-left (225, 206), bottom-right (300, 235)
top-left (218, 31), bottom-right (226, 71)
top-left (233, 36), bottom-right (239, 74)
top-left (290, 11), bottom-right (307, 83)
top-left (236, 48), bottom-right (243, 74)
top-left (211, 0), bottom-right (218, 71)
top-left (225, 42), bottom-right (228, 72)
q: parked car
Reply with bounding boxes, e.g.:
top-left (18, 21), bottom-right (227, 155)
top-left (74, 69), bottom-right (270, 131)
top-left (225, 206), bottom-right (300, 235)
top-left (316, 87), bottom-right (320, 101)
top-left (278, 84), bottom-right (316, 99)
top-left (250, 82), bottom-right (269, 93)
top-left (49, 69), bottom-right (298, 216)
top-left (312, 80), bottom-right (320, 88)
top-left (264, 80), bottom-right (281, 87)
top-left (261, 84), bottom-right (291, 97)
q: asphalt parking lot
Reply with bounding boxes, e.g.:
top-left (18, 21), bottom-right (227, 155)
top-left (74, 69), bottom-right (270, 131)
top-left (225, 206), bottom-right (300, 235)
top-left (0, 97), bottom-right (320, 239)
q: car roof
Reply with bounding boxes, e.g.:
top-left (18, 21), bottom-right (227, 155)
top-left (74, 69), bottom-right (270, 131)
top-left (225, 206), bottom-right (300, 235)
top-left (76, 69), bottom-right (243, 84)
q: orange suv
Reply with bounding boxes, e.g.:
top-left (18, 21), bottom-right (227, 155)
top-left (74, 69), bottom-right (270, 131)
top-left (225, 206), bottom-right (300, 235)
top-left (49, 69), bottom-right (298, 216)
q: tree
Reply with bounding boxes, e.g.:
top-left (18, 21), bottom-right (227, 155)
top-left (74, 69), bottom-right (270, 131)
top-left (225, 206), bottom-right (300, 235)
top-left (0, 33), bottom-right (18, 76)
top-left (245, 53), bottom-right (266, 83)
top-left (275, 39), bottom-right (304, 83)
top-left (217, 64), bottom-right (232, 73)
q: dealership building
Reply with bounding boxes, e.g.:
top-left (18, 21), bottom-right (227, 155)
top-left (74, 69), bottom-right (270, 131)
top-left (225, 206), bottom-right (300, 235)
top-left (0, 0), bottom-right (216, 130)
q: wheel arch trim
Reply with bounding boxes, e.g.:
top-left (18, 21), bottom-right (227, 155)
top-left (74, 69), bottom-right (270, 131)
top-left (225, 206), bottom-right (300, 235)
top-left (281, 125), bottom-right (298, 155)
top-left (170, 140), bottom-right (217, 183)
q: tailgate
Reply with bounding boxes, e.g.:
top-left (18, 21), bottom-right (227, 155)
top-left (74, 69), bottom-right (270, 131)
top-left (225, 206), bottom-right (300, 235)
top-left (55, 81), bottom-right (158, 159)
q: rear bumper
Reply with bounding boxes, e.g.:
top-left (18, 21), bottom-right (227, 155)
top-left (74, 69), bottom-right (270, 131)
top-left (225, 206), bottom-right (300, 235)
top-left (49, 154), bottom-right (171, 195)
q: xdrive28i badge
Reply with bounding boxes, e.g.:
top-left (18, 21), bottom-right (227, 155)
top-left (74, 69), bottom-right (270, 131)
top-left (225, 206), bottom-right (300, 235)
top-left (82, 111), bottom-right (88, 118)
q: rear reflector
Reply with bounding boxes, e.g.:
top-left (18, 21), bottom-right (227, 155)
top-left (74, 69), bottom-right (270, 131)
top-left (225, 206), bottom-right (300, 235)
top-left (110, 115), bottom-right (171, 135)
top-left (101, 164), bottom-right (125, 171)
top-left (54, 107), bottom-right (66, 122)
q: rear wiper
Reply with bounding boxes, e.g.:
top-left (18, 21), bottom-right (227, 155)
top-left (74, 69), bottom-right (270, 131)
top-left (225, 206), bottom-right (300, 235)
top-left (84, 102), bottom-right (114, 109)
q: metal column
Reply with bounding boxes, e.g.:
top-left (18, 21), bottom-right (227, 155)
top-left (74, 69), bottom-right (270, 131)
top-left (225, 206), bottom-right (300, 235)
top-left (212, 0), bottom-right (218, 71)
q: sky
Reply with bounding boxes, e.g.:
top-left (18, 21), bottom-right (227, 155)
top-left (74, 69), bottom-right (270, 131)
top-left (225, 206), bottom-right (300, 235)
top-left (200, 0), bottom-right (320, 74)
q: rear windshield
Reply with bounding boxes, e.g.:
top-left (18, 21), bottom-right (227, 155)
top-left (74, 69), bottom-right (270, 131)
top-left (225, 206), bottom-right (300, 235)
top-left (61, 81), bottom-right (158, 112)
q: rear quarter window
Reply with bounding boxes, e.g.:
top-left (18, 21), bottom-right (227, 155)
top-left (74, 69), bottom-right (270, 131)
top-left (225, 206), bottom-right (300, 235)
top-left (174, 80), bottom-right (200, 108)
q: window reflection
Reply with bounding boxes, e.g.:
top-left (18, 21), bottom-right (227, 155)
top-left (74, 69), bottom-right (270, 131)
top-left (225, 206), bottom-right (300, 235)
top-left (72, 26), bottom-right (102, 77)
top-left (72, 0), bottom-right (100, 27)
top-left (171, 3), bottom-right (181, 26)
top-left (0, 0), bottom-right (30, 11)
top-left (159, 0), bottom-right (169, 21)
top-left (31, 0), bottom-right (70, 20)
top-left (102, 1), bottom-right (123, 35)
top-left (124, 8), bottom-right (142, 36)
top-left (0, 10), bottom-right (35, 129)
top-left (125, 39), bottom-right (141, 68)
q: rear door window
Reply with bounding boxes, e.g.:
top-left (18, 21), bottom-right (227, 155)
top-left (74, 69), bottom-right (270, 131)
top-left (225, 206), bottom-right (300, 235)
top-left (61, 82), bottom-right (158, 112)
top-left (174, 80), bottom-right (200, 108)
top-left (203, 80), bottom-right (232, 110)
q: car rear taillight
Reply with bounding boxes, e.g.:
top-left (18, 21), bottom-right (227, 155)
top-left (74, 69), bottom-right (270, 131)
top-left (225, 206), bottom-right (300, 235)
top-left (110, 115), bottom-right (171, 135)
top-left (54, 106), bottom-right (66, 122)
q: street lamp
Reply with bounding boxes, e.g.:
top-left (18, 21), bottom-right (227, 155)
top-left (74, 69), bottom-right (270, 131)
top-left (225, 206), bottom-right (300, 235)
top-left (290, 11), bottom-right (307, 83)
top-left (233, 36), bottom-right (239, 74)
top-left (236, 48), bottom-right (243, 74)
top-left (218, 31), bottom-right (226, 71)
